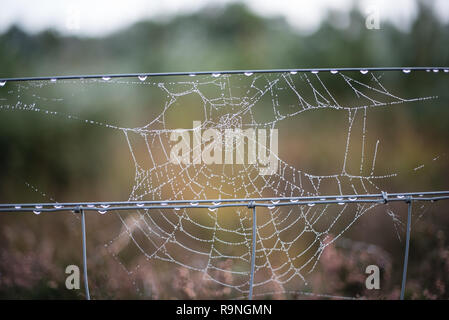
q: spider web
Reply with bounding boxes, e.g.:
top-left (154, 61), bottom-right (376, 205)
top-left (0, 70), bottom-right (445, 299)
top-left (108, 71), bottom-right (437, 298)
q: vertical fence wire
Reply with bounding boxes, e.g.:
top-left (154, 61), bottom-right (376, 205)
top-left (81, 209), bottom-right (91, 300)
top-left (400, 199), bottom-right (412, 300)
top-left (249, 205), bottom-right (257, 300)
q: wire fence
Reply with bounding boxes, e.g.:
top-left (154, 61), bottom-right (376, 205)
top-left (2, 190), bottom-right (449, 300)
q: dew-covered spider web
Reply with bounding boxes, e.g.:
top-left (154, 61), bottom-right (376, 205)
top-left (1, 69), bottom-right (448, 299)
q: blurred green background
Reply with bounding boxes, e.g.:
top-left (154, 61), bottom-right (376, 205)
top-left (0, 1), bottom-right (449, 299)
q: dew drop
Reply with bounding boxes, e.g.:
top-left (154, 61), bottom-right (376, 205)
top-left (307, 202), bottom-right (316, 207)
top-left (330, 70), bottom-right (339, 74)
top-left (0, 81), bottom-right (6, 87)
top-left (212, 73), bottom-right (221, 78)
top-left (138, 75), bottom-right (147, 81)
top-left (402, 69), bottom-right (411, 74)
top-left (360, 70), bottom-right (369, 74)
top-left (102, 77), bottom-right (111, 81)
top-left (244, 72), bottom-right (253, 76)
top-left (98, 210), bottom-right (107, 214)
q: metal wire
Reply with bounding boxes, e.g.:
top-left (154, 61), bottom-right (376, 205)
top-left (249, 205), bottom-right (257, 300)
top-left (80, 209), bottom-right (91, 300)
top-left (0, 67), bottom-right (448, 83)
top-left (1, 191), bottom-right (448, 213)
top-left (400, 199), bottom-right (413, 300)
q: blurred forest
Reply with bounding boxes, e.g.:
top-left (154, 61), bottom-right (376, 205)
top-left (1, 1), bottom-right (449, 299)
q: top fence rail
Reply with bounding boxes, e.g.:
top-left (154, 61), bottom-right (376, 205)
top-left (1, 67), bottom-right (448, 83)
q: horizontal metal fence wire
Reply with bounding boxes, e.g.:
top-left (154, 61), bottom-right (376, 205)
top-left (1, 191), bottom-right (448, 213)
top-left (1, 66), bottom-right (448, 83)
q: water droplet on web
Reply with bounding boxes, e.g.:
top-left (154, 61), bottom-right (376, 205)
top-left (102, 77), bottom-right (111, 81)
top-left (307, 202), bottom-right (315, 207)
top-left (360, 70), bottom-right (368, 74)
top-left (98, 210), bottom-right (107, 214)
top-left (138, 75), bottom-right (147, 81)
top-left (330, 70), bottom-right (338, 74)
top-left (244, 72), bottom-right (253, 76)
top-left (402, 69), bottom-right (411, 74)
top-left (212, 73), bottom-right (221, 78)
top-left (0, 81), bottom-right (6, 87)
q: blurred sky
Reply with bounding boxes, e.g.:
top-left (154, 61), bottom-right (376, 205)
top-left (1, 0), bottom-right (448, 37)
